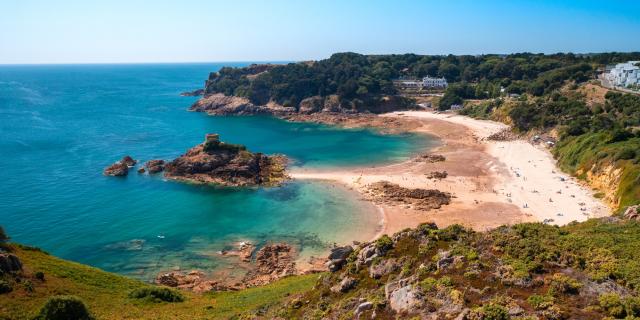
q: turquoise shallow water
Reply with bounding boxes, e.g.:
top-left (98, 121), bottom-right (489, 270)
top-left (0, 64), bottom-right (434, 280)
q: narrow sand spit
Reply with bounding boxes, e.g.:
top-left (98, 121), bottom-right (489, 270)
top-left (291, 110), bottom-right (609, 236)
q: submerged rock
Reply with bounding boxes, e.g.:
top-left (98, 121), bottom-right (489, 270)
top-left (179, 89), bottom-right (204, 96)
top-left (243, 243), bottom-right (297, 287)
top-left (164, 133), bottom-right (288, 187)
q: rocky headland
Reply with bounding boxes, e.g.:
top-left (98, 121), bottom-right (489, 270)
top-left (163, 133), bottom-right (288, 187)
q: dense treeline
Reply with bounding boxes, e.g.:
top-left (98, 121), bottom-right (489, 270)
top-left (204, 52), bottom-right (640, 110)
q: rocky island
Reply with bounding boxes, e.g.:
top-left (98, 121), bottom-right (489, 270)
top-left (163, 134), bottom-right (288, 187)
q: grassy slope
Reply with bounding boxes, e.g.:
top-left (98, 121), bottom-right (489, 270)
top-left (0, 245), bottom-right (317, 320)
top-left (279, 219), bottom-right (640, 319)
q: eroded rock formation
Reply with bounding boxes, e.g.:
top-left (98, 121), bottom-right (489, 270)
top-left (164, 134), bottom-right (288, 187)
top-left (367, 181), bottom-right (452, 210)
top-left (103, 155), bottom-right (137, 176)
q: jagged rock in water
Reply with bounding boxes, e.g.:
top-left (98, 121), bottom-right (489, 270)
top-left (103, 155), bottom-right (137, 176)
top-left (163, 134), bottom-right (288, 187)
top-left (121, 156), bottom-right (137, 167)
top-left (0, 253), bottom-right (22, 273)
top-left (179, 89), bottom-right (204, 96)
top-left (144, 159), bottom-right (165, 174)
top-left (103, 162), bottom-right (128, 176)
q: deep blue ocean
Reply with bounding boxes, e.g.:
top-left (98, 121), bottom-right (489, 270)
top-left (0, 63), bottom-right (433, 280)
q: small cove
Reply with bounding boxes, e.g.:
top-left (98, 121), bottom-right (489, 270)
top-left (0, 63), bottom-right (436, 281)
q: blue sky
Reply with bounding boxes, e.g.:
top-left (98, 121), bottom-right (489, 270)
top-left (1, 0), bottom-right (639, 64)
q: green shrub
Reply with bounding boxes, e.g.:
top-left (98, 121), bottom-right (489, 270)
top-left (374, 235), bottom-right (393, 252)
top-left (128, 287), bottom-right (184, 303)
top-left (35, 271), bottom-right (45, 281)
top-left (615, 148), bottom-right (636, 161)
top-left (600, 293), bottom-right (625, 318)
top-left (599, 293), bottom-right (640, 318)
top-left (0, 280), bottom-right (12, 294)
top-left (548, 273), bottom-right (582, 295)
top-left (527, 294), bottom-right (554, 310)
top-left (35, 295), bottom-right (94, 320)
top-left (23, 279), bottom-right (34, 293)
top-left (419, 277), bottom-right (437, 293)
top-left (479, 303), bottom-right (510, 320)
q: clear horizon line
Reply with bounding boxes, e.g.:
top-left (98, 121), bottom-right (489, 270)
top-left (1, 50), bottom-right (640, 66)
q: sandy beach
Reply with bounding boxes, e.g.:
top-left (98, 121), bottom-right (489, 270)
top-left (291, 110), bottom-right (610, 236)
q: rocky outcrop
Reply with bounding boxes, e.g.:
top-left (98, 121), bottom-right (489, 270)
top-left (582, 163), bottom-right (623, 207)
top-left (220, 241), bottom-right (255, 263)
top-left (414, 153), bottom-right (446, 163)
top-left (155, 270), bottom-right (232, 293)
top-left (243, 243), bottom-right (297, 287)
top-left (163, 134), bottom-right (288, 187)
top-left (486, 128), bottom-right (518, 141)
top-left (0, 253), bottom-right (22, 273)
top-left (144, 159), bottom-right (165, 174)
top-left (369, 258), bottom-right (400, 279)
top-left (330, 276), bottom-right (357, 293)
top-left (426, 170), bottom-right (448, 180)
top-left (298, 96), bottom-right (325, 114)
top-left (367, 181), bottom-right (452, 210)
top-left (624, 205), bottom-right (640, 221)
top-left (189, 94), bottom-right (295, 116)
top-left (325, 245), bottom-right (353, 272)
top-left (103, 156), bottom-right (137, 176)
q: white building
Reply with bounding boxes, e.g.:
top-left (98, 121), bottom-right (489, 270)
top-left (422, 76), bottom-right (448, 88)
top-left (606, 61), bottom-right (640, 88)
top-left (394, 76), bottom-right (448, 89)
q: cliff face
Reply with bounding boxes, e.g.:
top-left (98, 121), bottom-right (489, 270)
top-left (582, 163), bottom-right (623, 208)
top-left (164, 134), bottom-right (287, 187)
top-left (190, 93), bottom-right (414, 117)
top-left (189, 93), bottom-right (295, 116)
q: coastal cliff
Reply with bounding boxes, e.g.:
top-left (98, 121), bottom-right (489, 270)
top-left (163, 134), bottom-right (288, 187)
